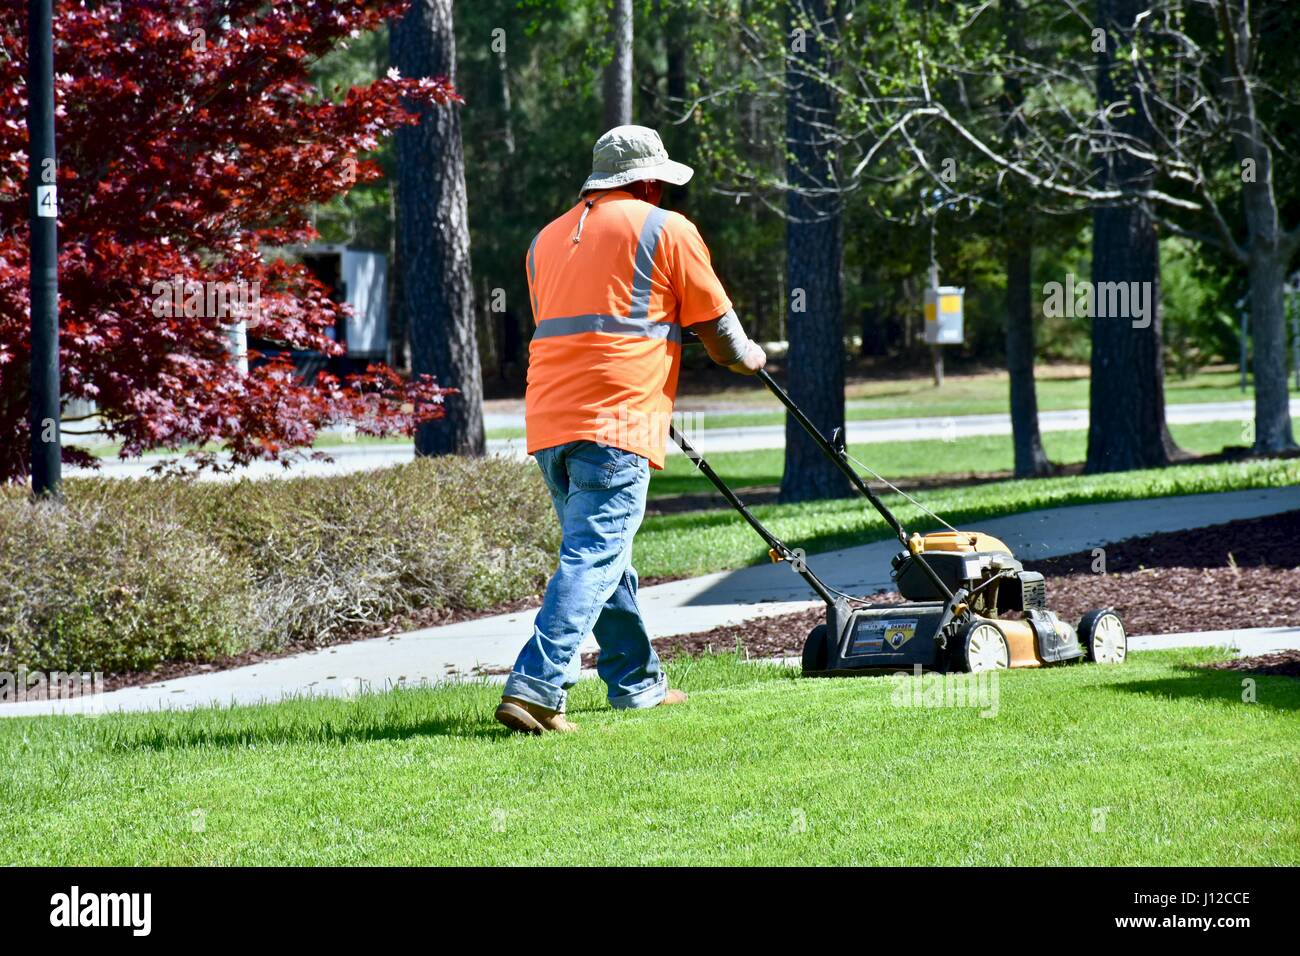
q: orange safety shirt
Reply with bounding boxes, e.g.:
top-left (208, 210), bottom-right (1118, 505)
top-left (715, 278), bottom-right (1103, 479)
top-left (524, 190), bottom-right (732, 469)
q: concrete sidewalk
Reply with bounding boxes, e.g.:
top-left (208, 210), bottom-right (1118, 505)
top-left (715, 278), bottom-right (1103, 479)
top-left (5, 485), bottom-right (1297, 718)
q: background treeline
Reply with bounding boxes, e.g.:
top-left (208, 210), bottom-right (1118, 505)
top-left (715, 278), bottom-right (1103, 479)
top-left (310, 0), bottom-right (1248, 394)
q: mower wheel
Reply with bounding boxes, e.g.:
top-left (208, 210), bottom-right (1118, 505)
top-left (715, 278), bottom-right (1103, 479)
top-left (801, 625), bottom-right (828, 675)
top-left (1079, 609), bottom-right (1127, 664)
top-left (956, 619), bottom-right (1010, 673)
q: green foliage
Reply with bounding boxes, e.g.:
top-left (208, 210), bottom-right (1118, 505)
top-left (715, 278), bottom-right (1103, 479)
top-left (0, 490), bottom-right (249, 673)
top-left (1161, 237), bottom-right (1239, 376)
top-left (0, 458), bottom-right (557, 672)
top-left (301, 0), bottom-right (1247, 376)
top-left (310, 27), bottom-right (396, 251)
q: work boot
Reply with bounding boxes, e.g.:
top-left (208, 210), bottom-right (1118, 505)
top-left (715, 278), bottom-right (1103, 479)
top-left (657, 688), bottom-right (688, 706)
top-left (495, 696), bottom-right (578, 735)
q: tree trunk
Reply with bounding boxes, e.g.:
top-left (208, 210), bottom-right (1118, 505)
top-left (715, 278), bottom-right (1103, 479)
top-left (387, 183), bottom-right (407, 372)
top-left (1247, 249), bottom-right (1295, 451)
top-left (661, 0), bottom-right (690, 213)
top-left (1220, 4), bottom-right (1298, 451)
top-left (390, 0), bottom-right (485, 456)
top-left (1005, 238), bottom-right (1053, 477)
top-left (1087, 203), bottom-right (1179, 471)
top-left (1086, 0), bottom-right (1179, 473)
top-left (494, 25), bottom-right (524, 382)
top-left (603, 0), bottom-right (633, 130)
top-left (781, 0), bottom-right (850, 502)
top-left (496, 38), bottom-right (515, 158)
top-left (665, 5), bottom-right (687, 109)
top-left (1000, 0), bottom-right (1052, 478)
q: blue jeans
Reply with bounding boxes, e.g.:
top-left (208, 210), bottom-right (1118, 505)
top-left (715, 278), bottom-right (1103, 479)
top-left (503, 441), bottom-right (667, 713)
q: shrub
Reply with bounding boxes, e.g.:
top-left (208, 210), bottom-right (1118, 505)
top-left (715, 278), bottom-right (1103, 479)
top-left (0, 457), bottom-right (558, 672)
top-left (180, 456), bottom-right (559, 646)
top-left (0, 485), bottom-right (251, 672)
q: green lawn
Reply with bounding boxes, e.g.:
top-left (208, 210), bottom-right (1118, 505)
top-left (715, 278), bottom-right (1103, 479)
top-left (2, 649), bottom-right (1294, 865)
top-left (673, 368), bottom-right (1279, 432)
top-left (636, 456), bottom-right (1300, 579)
top-left (649, 419), bottom-right (1249, 499)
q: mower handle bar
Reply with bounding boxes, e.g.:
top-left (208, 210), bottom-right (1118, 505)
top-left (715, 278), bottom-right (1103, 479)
top-left (755, 369), bottom-right (907, 542)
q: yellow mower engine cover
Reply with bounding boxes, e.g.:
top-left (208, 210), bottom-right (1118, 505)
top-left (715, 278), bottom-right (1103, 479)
top-left (892, 531), bottom-right (1020, 603)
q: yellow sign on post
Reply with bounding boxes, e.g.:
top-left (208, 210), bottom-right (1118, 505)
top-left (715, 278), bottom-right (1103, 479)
top-left (923, 285), bottom-right (965, 345)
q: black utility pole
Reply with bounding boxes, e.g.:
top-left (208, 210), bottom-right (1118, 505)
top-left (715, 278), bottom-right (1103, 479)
top-left (28, 0), bottom-right (61, 496)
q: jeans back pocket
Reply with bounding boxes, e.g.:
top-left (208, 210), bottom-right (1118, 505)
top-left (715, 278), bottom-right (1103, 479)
top-left (566, 443), bottom-right (621, 491)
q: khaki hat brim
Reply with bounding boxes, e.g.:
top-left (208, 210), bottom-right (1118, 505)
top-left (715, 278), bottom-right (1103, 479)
top-left (581, 158), bottom-right (694, 195)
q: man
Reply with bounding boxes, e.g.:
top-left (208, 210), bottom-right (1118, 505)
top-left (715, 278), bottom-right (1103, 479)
top-left (495, 125), bottom-right (766, 735)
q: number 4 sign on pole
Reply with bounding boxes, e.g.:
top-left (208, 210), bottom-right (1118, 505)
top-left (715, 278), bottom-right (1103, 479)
top-left (36, 184), bottom-right (57, 218)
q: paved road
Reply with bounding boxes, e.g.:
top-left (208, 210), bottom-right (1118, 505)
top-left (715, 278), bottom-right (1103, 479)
top-left (678, 397), bottom-right (1282, 454)
top-left (7, 486), bottom-right (1297, 717)
top-left (70, 397), bottom-right (1297, 481)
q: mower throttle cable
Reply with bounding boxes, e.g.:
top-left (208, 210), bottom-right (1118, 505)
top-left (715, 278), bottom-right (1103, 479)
top-left (842, 449), bottom-right (961, 535)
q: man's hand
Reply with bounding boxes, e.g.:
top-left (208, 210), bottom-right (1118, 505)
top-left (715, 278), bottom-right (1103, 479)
top-left (727, 340), bottom-right (767, 376)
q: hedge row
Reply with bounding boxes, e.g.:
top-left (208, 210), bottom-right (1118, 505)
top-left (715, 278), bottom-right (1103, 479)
top-left (0, 457), bottom-right (558, 673)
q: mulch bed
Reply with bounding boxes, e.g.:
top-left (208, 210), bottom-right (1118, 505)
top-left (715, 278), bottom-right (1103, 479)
top-left (583, 509), bottom-right (1300, 668)
top-left (1023, 509), bottom-right (1300, 638)
top-left (1202, 650), bottom-right (1300, 680)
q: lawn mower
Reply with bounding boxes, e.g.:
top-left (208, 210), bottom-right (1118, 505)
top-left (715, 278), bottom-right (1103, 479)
top-left (669, 368), bottom-right (1127, 675)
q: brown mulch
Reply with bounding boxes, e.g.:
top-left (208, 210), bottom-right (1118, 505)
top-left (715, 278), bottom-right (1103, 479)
top-left (1022, 509), bottom-right (1300, 638)
top-left (1027, 509), bottom-right (1300, 572)
top-left (1202, 650), bottom-right (1300, 680)
top-left (583, 509), bottom-right (1300, 668)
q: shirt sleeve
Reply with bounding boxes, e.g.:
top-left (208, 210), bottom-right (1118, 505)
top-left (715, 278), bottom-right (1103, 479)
top-left (664, 213), bottom-right (733, 327)
top-left (693, 308), bottom-right (751, 366)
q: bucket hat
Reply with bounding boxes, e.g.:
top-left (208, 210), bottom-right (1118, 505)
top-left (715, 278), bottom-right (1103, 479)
top-left (580, 125), bottom-right (694, 195)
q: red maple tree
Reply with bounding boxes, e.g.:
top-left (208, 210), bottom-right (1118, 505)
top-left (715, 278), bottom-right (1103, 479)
top-left (0, 0), bottom-right (458, 482)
